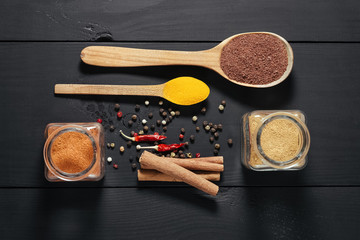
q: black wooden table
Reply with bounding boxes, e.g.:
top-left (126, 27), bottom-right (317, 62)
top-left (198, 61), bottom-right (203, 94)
top-left (1, 1), bottom-right (360, 239)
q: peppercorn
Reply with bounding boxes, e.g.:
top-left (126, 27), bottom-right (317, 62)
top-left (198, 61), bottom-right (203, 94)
top-left (170, 152), bottom-right (176, 158)
top-left (180, 128), bottom-right (185, 134)
top-left (165, 154), bottom-right (170, 157)
top-left (107, 143), bottom-right (111, 148)
top-left (213, 149), bottom-right (219, 155)
top-left (180, 153), bottom-right (186, 158)
top-left (201, 107), bottom-right (207, 114)
top-left (127, 141), bottom-right (132, 148)
top-left (128, 120), bottom-right (133, 126)
top-left (129, 157), bottom-right (133, 162)
top-left (154, 141), bottom-right (159, 145)
top-left (142, 119), bottom-right (147, 125)
top-left (205, 125), bottom-right (210, 131)
top-left (218, 104), bottom-right (225, 111)
top-left (190, 135), bottom-right (195, 142)
top-left (117, 111), bottom-right (123, 118)
top-left (130, 131), bottom-right (135, 137)
top-left (209, 136), bottom-right (214, 143)
top-left (147, 112), bottom-right (153, 119)
top-left (209, 122), bottom-right (213, 128)
top-left (156, 120), bottom-right (161, 126)
top-left (214, 132), bottom-right (219, 139)
top-left (143, 125), bottom-right (149, 132)
top-left (170, 111), bottom-right (176, 117)
top-left (163, 126), bottom-right (167, 132)
top-left (168, 116), bottom-right (173, 121)
top-left (166, 117), bottom-right (171, 123)
top-left (192, 116), bottom-right (198, 122)
top-left (107, 157), bottom-right (112, 163)
top-left (178, 150), bottom-right (183, 154)
top-left (131, 163), bottom-right (137, 170)
top-left (210, 127), bottom-right (216, 133)
top-left (145, 100), bottom-right (150, 106)
top-left (109, 125), bottom-right (115, 132)
top-left (161, 120), bottom-right (167, 126)
top-left (175, 154), bottom-right (179, 158)
top-left (217, 124), bottom-right (223, 131)
top-left (97, 118), bottom-right (103, 124)
top-left (135, 104), bottom-right (140, 111)
top-left (215, 143), bottom-right (220, 149)
top-left (150, 125), bottom-right (155, 131)
top-left (179, 134), bottom-right (184, 140)
top-left (159, 100), bottom-right (163, 106)
top-left (175, 110), bottom-right (180, 116)
top-left (227, 138), bottom-right (233, 146)
top-left (113, 163), bottom-right (118, 169)
top-left (186, 153), bottom-right (193, 158)
top-left (159, 108), bottom-right (164, 114)
top-left (196, 126), bottom-right (200, 132)
top-left (119, 146), bottom-right (125, 153)
top-left (213, 125), bottom-right (218, 130)
top-left (196, 153), bottom-right (201, 158)
top-left (114, 103), bottom-right (120, 111)
top-left (203, 121), bottom-right (208, 127)
top-left (110, 143), bottom-right (115, 148)
top-left (184, 142), bottom-right (189, 148)
top-left (139, 130), bottom-right (144, 135)
top-left (221, 100), bottom-right (226, 106)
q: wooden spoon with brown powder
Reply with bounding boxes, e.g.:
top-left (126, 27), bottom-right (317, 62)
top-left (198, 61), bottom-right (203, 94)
top-left (80, 32), bottom-right (293, 88)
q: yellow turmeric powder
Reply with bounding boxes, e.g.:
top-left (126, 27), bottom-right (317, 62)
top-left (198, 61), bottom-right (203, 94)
top-left (163, 77), bottom-right (210, 105)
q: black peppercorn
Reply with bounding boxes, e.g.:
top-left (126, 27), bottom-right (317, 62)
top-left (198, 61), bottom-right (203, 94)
top-left (143, 125), bottom-right (149, 132)
top-left (209, 122), bottom-right (213, 128)
top-left (209, 136), bottom-right (214, 143)
top-left (175, 110), bottom-right (180, 116)
top-left (131, 163), bottom-right (137, 170)
top-left (190, 135), bottom-right (195, 142)
top-left (180, 153), bottom-right (186, 158)
top-left (227, 138), bottom-right (233, 146)
top-left (221, 100), bottom-right (226, 106)
top-left (148, 112), bottom-right (153, 119)
top-left (135, 104), bottom-right (140, 111)
top-left (131, 115), bottom-right (137, 121)
top-left (129, 157), bottom-right (133, 162)
top-left (178, 150), bottom-right (183, 154)
top-left (203, 121), bottom-right (208, 127)
top-left (210, 127), bottom-right (216, 133)
top-left (168, 116), bottom-right (173, 121)
top-left (114, 103), bottom-right (120, 111)
top-left (109, 125), bottom-right (115, 132)
top-left (127, 141), bottom-right (132, 148)
top-left (213, 125), bottom-right (218, 130)
top-left (130, 131), bottom-right (135, 137)
top-left (166, 154), bottom-right (170, 157)
top-left (213, 149), bottom-right (219, 155)
top-left (215, 143), bottom-right (220, 149)
top-left (150, 125), bottom-right (155, 131)
top-left (168, 108), bottom-right (172, 112)
top-left (196, 126), bottom-right (200, 132)
top-left (184, 141), bottom-right (189, 148)
top-left (156, 120), bottom-right (161, 126)
top-left (166, 117), bottom-right (170, 123)
top-left (214, 132), bottom-right (219, 139)
top-left (201, 107), bottom-right (207, 114)
top-left (162, 111), bottom-right (167, 118)
top-left (128, 120), bottom-right (133, 126)
top-left (163, 126), bottom-right (167, 132)
top-left (217, 124), bottom-right (223, 131)
top-left (154, 141), bottom-right (159, 145)
top-left (181, 128), bottom-right (185, 134)
top-left (159, 108), bottom-right (164, 113)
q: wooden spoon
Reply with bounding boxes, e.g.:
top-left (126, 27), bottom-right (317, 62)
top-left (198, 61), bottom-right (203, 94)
top-left (54, 77), bottom-right (209, 106)
top-left (80, 32), bottom-right (293, 88)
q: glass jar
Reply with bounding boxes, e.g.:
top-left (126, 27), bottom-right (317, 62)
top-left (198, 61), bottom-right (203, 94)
top-left (43, 123), bottom-right (105, 181)
top-left (241, 110), bottom-right (310, 171)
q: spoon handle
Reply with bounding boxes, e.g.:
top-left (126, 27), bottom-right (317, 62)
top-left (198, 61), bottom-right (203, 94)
top-left (54, 84), bottom-right (163, 96)
top-left (81, 46), bottom-right (214, 67)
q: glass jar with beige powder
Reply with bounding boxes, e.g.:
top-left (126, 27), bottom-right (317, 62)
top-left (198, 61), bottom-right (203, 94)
top-left (241, 110), bottom-right (310, 171)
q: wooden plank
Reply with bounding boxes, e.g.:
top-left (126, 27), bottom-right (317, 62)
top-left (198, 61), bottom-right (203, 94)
top-left (0, 42), bottom-right (360, 187)
top-left (1, 0), bottom-right (360, 41)
top-left (0, 187), bottom-right (359, 239)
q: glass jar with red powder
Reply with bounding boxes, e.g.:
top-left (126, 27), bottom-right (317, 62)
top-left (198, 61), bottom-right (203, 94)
top-left (43, 122), bottom-right (105, 181)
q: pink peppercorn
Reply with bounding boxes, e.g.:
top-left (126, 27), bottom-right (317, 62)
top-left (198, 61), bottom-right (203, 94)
top-left (179, 134), bottom-right (184, 140)
top-left (196, 153), bottom-right (201, 158)
top-left (117, 111), bottom-right (123, 118)
top-left (113, 163), bottom-right (118, 169)
top-left (97, 118), bottom-right (103, 124)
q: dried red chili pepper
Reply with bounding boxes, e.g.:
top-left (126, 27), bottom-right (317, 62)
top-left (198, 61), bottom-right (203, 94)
top-left (136, 143), bottom-right (185, 152)
top-left (120, 130), bottom-right (166, 142)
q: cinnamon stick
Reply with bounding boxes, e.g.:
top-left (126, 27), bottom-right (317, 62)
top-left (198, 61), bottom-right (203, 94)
top-left (139, 151), bottom-right (219, 196)
top-left (141, 157), bottom-right (224, 172)
top-left (138, 169), bottom-right (220, 182)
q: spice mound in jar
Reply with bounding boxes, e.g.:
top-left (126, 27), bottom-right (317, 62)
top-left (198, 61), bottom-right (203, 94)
top-left (220, 33), bottom-right (288, 85)
top-left (259, 119), bottom-right (301, 162)
top-left (50, 131), bottom-right (94, 173)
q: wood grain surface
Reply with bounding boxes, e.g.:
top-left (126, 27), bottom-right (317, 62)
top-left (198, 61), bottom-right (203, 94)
top-left (0, 42), bottom-right (359, 187)
top-left (1, 0), bottom-right (360, 41)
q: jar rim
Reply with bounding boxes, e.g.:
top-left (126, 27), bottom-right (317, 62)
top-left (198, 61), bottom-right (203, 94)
top-left (254, 112), bottom-right (310, 167)
top-left (43, 125), bottom-right (97, 181)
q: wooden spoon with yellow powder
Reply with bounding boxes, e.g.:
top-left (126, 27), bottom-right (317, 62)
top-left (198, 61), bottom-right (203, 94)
top-left (54, 77), bottom-right (210, 105)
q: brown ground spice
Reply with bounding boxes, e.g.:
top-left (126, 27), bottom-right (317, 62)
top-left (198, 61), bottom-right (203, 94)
top-left (50, 131), bottom-right (94, 173)
top-left (220, 33), bottom-right (288, 85)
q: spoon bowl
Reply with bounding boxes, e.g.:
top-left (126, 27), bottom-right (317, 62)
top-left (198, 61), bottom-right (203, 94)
top-left (81, 32), bottom-right (293, 88)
